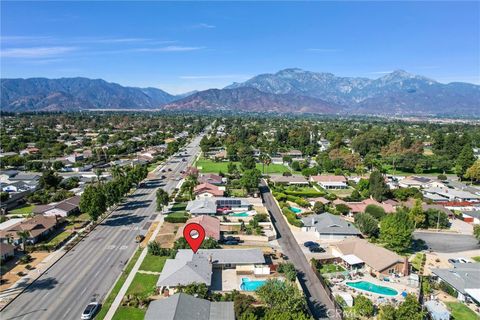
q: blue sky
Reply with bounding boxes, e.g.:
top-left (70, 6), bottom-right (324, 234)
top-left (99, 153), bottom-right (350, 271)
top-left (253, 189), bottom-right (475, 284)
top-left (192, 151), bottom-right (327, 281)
top-left (1, 1), bottom-right (479, 94)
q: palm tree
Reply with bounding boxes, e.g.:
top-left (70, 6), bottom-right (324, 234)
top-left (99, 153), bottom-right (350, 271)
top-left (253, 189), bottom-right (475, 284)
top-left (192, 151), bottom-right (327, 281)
top-left (263, 156), bottom-right (272, 176)
top-left (16, 231), bottom-right (30, 251)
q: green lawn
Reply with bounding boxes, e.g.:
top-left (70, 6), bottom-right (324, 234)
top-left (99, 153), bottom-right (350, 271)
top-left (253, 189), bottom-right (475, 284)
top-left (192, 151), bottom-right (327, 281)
top-left (472, 256), bottom-right (480, 263)
top-left (96, 249), bottom-right (143, 320)
top-left (45, 230), bottom-right (72, 246)
top-left (9, 204), bottom-right (35, 215)
top-left (318, 263), bottom-right (346, 274)
top-left (139, 254), bottom-right (167, 273)
top-left (328, 188), bottom-right (354, 198)
top-left (125, 273), bottom-right (158, 297)
top-left (446, 302), bottom-right (480, 320)
top-left (170, 202), bottom-right (187, 211)
top-left (112, 307), bottom-right (145, 320)
top-left (196, 158), bottom-right (289, 174)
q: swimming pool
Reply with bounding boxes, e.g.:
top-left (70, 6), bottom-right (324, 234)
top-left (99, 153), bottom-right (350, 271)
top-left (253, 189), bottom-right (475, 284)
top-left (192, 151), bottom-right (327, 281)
top-left (229, 212), bottom-right (250, 217)
top-left (346, 281), bottom-right (398, 296)
top-left (289, 207), bottom-right (302, 214)
top-left (240, 278), bottom-right (267, 291)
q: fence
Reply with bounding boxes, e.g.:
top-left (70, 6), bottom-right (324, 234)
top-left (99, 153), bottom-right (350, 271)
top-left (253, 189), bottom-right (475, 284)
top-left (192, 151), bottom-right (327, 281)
top-left (311, 260), bottom-right (345, 319)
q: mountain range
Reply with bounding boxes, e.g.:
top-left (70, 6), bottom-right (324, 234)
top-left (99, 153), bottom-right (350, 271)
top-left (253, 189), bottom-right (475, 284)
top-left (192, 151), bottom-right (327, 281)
top-left (2, 69), bottom-right (479, 116)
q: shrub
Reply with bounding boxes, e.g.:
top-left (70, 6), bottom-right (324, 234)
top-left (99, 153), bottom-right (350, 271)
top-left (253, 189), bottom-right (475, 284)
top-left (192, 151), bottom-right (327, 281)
top-left (281, 207), bottom-right (303, 227)
top-left (148, 241), bottom-right (175, 256)
top-left (164, 215), bottom-right (188, 223)
top-left (19, 254), bottom-right (32, 264)
top-left (439, 281), bottom-right (458, 297)
top-left (365, 204), bottom-right (386, 220)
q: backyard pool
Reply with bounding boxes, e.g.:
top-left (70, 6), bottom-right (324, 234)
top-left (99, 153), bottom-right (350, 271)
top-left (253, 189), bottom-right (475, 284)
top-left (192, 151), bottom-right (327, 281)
top-left (346, 281), bottom-right (398, 296)
top-left (289, 207), bottom-right (302, 214)
top-left (229, 211), bottom-right (255, 217)
top-left (240, 278), bottom-right (267, 291)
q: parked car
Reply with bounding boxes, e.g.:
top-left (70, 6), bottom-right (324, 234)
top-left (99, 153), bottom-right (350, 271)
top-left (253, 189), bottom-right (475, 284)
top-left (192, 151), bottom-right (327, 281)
top-left (303, 241), bottom-right (319, 248)
top-left (309, 246), bottom-right (325, 253)
top-left (81, 302), bottom-right (99, 320)
top-left (224, 240), bottom-right (239, 245)
top-left (135, 235), bottom-right (145, 243)
top-left (168, 168), bottom-right (172, 171)
top-left (161, 169), bottom-right (166, 173)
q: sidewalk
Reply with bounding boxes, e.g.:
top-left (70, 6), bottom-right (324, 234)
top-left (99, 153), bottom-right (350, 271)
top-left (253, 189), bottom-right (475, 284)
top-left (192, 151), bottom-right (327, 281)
top-left (103, 212), bottom-right (165, 320)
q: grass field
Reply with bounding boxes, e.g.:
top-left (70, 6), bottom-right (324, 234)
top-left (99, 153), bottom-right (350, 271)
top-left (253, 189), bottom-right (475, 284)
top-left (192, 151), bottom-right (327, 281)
top-left (446, 302), bottom-right (479, 320)
top-left (96, 249), bottom-right (142, 320)
top-left (125, 273), bottom-right (157, 297)
top-left (112, 307), bottom-right (145, 320)
top-left (9, 204), bottom-right (35, 215)
top-left (170, 202), bottom-right (187, 211)
top-left (196, 158), bottom-right (289, 174)
top-left (139, 254), bottom-right (167, 273)
top-left (45, 230), bottom-right (72, 247)
top-left (318, 263), bottom-right (346, 274)
top-left (472, 256), bottom-right (480, 263)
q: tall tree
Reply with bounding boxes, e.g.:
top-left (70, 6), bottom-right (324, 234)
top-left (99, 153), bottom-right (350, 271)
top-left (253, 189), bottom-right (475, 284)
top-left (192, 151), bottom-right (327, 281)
top-left (368, 170), bottom-right (389, 201)
top-left (80, 184), bottom-right (107, 221)
top-left (465, 160), bottom-right (480, 182)
top-left (409, 199), bottom-right (426, 229)
top-left (17, 231), bottom-right (30, 251)
top-left (456, 144), bottom-right (476, 178)
top-left (256, 279), bottom-right (308, 314)
top-left (156, 188), bottom-right (169, 211)
top-left (380, 209), bottom-right (415, 253)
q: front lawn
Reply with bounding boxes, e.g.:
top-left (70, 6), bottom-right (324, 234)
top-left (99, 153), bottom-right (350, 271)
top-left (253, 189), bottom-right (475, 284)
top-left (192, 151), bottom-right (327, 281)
top-left (139, 254), bottom-right (167, 273)
top-left (472, 256), bottom-right (480, 263)
top-left (318, 263), bottom-right (346, 274)
top-left (112, 307), bottom-right (145, 320)
top-left (125, 273), bottom-right (158, 297)
top-left (9, 204), bottom-right (35, 215)
top-left (44, 230), bottom-right (72, 247)
top-left (446, 302), bottom-right (479, 320)
top-left (170, 202), bottom-right (187, 211)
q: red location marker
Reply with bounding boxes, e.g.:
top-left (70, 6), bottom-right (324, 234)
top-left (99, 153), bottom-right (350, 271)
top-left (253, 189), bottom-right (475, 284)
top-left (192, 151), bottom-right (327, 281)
top-left (183, 222), bottom-right (205, 253)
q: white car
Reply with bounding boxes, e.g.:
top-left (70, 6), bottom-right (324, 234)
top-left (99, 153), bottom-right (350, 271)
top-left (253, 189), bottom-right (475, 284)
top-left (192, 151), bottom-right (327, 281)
top-left (81, 302), bottom-right (99, 320)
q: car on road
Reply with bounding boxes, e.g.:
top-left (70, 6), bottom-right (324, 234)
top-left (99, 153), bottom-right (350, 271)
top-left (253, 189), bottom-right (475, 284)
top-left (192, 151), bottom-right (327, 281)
top-left (81, 302), bottom-right (99, 320)
top-left (448, 258), bottom-right (471, 264)
top-left (168, 168), bottom-right (172, 171)
top-left (309, 246), bottom-right (325, 253)
top-left (303, 241), bottom-right (319, 248)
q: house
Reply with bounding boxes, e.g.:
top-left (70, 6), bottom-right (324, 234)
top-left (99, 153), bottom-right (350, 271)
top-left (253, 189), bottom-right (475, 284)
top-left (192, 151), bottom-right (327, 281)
top-left (9, 172), bottom-right (41, 182)
top-left (310, 175), bottom-right (348, 189)
top-left (0, 243), bottom-right (15, 261)
top-left (318, 139), bottom-right (331, 152)
top-left (66, 153), bottom-right (84, 163)
top-left (198, 173), bottom-right (224, 185)
top-left (176, 215), bottom-right (221, 240)
top-left (145, 293), bottom-right (235, 320)
top-left (186, 197), bottom-right (251, 216)
top-left (194, 183), bottom-right (224, 198)
top-left (33, 195), bottom-right (81, 217)
top-left (422, 187), bottom-right (480, 203)
top-left (308, 197), bottom-right (331, 207)
top-left (269, 175), bottom-right (309, 185)
top-left (345, 198), bottom-right (396, 215)
top-left (0, 215), bottom-right (60, 245)
top-left (156, 249), bottom-right (266, 291)
top-left (1, 181), bottom-right (38, 193)
top-left (398, 176), bottom-right (434, 189)
top-left (424, 300), bottom-right (451, 320)
top-left (0, 170), bottom-right (19, 182)
top-left (431, 263), bottom-right (480, 303)
top-left (301, 213), bottom-right (360, 239)
top-left (461, 211), bottom-right (480, 224)
top-left (402, 199), bottom-right (454, 218)
top-left (331, 238), bottom-right (408, 276)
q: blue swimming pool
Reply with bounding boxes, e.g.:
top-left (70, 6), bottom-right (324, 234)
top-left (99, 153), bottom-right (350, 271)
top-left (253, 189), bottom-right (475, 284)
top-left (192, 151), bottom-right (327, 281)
top-left (229, 212), bottom-right (250, 217)
top-left (289, 207), bottom-right (302, 214)
top-left (240, 278), bottom-right (267, 291)
top-left (346, 281), bottom-right (398, 296)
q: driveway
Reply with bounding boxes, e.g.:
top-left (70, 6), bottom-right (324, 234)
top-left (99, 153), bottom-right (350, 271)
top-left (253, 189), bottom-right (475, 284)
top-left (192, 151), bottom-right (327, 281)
top-left (414, 231), bottom-right (480, 253)
top-left (260, 181), bottom-right (339, 320)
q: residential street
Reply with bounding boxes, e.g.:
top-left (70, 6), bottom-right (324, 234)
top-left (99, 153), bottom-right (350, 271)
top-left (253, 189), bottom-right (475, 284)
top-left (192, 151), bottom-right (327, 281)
top-left (259, 180), bottom-right (339, 320)
top-left (0, 135), bottom-right (204, 320)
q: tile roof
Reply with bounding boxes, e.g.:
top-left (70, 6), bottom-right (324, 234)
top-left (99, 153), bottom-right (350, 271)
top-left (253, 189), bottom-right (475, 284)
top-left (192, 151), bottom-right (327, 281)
top-left (177, 215), bottom-right (220, 240)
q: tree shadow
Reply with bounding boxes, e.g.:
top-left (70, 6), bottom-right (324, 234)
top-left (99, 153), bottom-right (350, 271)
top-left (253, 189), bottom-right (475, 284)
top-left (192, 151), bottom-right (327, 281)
top-left (102, 213), bottom-right (146, 227)
top-left (117, 200), bottom-right (151, 211)
top-left (22, 277), bottom-right (59, 293)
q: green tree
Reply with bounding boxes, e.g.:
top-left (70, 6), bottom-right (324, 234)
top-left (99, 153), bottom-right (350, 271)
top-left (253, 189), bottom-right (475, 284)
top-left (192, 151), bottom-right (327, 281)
top-left (369, 170), bottom-right (389, 201)
top-left (39, 170), bottom-right (62, 190)
top-left (409, 199), bottom-right (426, 229)
top-left (263, 310), bottom-right (312, 320)
top-left (456, 144), bottom-right (476, 178)
top-left (278, 263), bottom-right (297, 282)
top-left (353, 295), bottom-right (374, 317)
top-left (354, 212), bottom-right (379, 238)
top-left (377, 304), bottom-right (397, 320)
top-left (240, 169), bottom-right (261, 192)
top-left (380, 209), bottom-right (415, 253)
top-left (396, 294), bottom-right (424, 320)
top-left (241, 156), bottom-right (256, 171)
top-left (335, 203), bottom-right (350, 215)
top-left (16, 231), bottom-right (30, 251)
top-left (465, 160), bottom-right (480, 182)
top-left (80, 184), bottom-right (107, 221)
top-left (256, 279), bottom-right (307, 314)
top-left (176, 282), bottom-right (209, 299)
top-left (312, 201), bottom-right (325, 214)
top-left (474, 225), bottom-right (480, 242)
top-left (365, 204), bottom-right (386, 220)
top-left (156, 188), bottom-right (169, 211)
top-left (234, 293), bottom-right (257, 319)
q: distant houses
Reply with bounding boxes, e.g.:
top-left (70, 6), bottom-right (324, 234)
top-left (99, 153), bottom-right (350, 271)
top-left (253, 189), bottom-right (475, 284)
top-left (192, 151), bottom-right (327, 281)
top-left (431, 263), bottom-right (480, 303)
top-left (33, 195), bottom-right (81, 217)
top-left (310, 175), bottom-right (348, 189)
top-left (269, 175), bottom-right (309, 186)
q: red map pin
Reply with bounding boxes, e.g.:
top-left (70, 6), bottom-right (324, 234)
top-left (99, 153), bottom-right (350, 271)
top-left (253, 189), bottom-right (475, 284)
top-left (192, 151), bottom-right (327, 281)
top-left (183, 222), bottom-right (205, 253)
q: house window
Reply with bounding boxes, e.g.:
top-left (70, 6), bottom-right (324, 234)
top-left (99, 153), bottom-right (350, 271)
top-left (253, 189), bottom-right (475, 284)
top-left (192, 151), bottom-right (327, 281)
top-left (388, 268), bottom-right (395, 274)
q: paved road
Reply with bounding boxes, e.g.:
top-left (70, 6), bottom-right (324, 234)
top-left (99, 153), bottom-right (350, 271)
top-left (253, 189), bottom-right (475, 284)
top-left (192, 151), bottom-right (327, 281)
top-left (259, 181), bottom-right (339, 320)
top-left (414, 231), bottom-right (480, 253)
top-left (1, 134), bottom-right (204, 320)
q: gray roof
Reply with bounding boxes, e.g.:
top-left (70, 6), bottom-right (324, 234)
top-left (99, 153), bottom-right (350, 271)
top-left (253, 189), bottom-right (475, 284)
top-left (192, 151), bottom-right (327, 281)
top-left (145, 293), bottom-right (234, 320)
top-left (270, 175), bottom-right (308, 184)
top-left (157, 249), bottom-right (265, 287)
top-left (424, 300), bottom-right (450, 320)
top-left (431, 263), bottom-right (480, 294)
top-left (186, 198), bottom-right (217, 215)
top-left (9, 173), bottom-right (41, 181)
top-left (462, 211), bottom-right (480, 219)
top-left (301, 213), bottom-right (360, 236)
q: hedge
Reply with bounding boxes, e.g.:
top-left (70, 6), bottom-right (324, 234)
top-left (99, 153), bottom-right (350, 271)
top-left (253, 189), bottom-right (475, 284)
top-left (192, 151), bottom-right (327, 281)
top-left (284, 190), bottom-right (326, 197)
top-left (281, 207), bottom-right (303, 227)
top-left (164, 215), bottom-right (189, 223)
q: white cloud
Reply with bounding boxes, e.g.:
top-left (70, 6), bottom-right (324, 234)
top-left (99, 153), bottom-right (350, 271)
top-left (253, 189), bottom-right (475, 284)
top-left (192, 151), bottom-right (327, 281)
top-left (192, 23), bottom-right (216, 29)
top-left (134, 46), bottom-right (204, 52)
top-left (367, 70), bottom-right (393, 75)
top-left (0, 46), bottom-right (78, 58)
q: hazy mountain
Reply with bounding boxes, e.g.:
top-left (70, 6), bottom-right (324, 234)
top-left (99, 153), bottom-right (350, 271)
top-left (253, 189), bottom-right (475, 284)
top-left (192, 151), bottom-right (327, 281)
top-left (1, 77), bottom-right (178, 112)
top-left (226, 68), bottom-right (480, 116)
top-left (162, 87), bottom-right (339, 114)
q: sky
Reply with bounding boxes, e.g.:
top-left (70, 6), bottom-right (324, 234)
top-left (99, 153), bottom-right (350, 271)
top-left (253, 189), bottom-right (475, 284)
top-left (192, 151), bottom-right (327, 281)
top-left (1, 1), bottom-right (479, 94)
